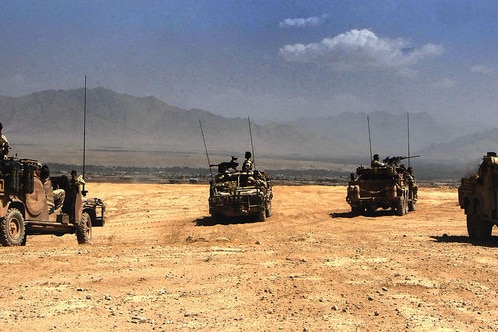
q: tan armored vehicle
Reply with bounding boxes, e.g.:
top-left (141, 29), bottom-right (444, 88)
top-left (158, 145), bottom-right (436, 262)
top-left (346, 156), bottom-right (417, 216)
top-left (458, 152), bottom-right (498, 241)
top-left (0, 158), bottom-right (104, 246)
top-left (208, 157), bottom-right (273, 221)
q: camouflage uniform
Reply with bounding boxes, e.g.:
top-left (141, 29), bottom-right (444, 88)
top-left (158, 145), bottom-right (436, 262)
top-left (371, 154), bottom-right (385, 167)
top-left (0, 122), bottom-right (9, 160)
top-left (40, 165), bottom-right (65, 214)
top-left (242, 151), bottom-right (253, 171)
top-left (405, 167), bottom-right (418, 201)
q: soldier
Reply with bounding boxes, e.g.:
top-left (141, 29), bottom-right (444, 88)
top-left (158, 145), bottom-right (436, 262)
top-left (398, 163), bottom-right (406, 175)
top-left (40, 165), bottom-right (65, 214)
top-left (405, 166), bottom-right (418, 201)
top-left (242, 151), bottom-right (253, 171)
top-left (371, 154), bottom-right (385, 167)
top-left (0, 122), bottom-right (10, 160)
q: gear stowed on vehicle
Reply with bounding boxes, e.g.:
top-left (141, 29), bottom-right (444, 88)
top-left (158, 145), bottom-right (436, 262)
top-left (0, 158), bottom-right (105, 246)
top-left (346, 155), bottom-right (418, 216)
top-left (208, 156), bottom-right (273, 221)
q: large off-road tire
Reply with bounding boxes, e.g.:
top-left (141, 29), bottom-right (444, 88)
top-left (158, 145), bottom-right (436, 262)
top-left (76, 212), bottom-right (92, 244)
top-left (396, 196), bottom-right (408, 216)
top-left (408, 200), bottom-right (416, 212)
top-left (25, 177), bottom-right (45, 217)
top-left (258, 209), bottom-right (267, 222)
top-left (351, 205), bottom-right (363, 216)
top-left (265, 201), bottom-right (272, 218)
top-left (467, 204), bottom-right (492, 241)
top-left (365, 205), bottom-right (376, 216)
top-left (0, 209), bottom-right (26, 246)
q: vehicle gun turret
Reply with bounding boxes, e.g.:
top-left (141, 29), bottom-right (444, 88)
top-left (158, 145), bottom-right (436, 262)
top-left (383, 155), bottom-right (420, 166)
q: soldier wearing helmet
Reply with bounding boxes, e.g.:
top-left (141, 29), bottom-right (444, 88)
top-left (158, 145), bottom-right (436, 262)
top-left (371, 154), bottom-right (385, 167)
top-left (0, 122), bottom-right (10, 160)
top-left (40, 165), bottom-right (66, 214)
top-left (242, 151), bottom-right (253, 171)
top-left (405, 166), bottom-right (418, 201)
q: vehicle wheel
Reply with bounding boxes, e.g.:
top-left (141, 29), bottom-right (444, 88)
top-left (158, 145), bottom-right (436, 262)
top-left (0, 208), bottom-right (26, 246)
top-left (76, 212), bottom-right (92, 244)
top-left (258, 210), bottom-right (267, 222)
top-left (467, 204), bottom-right (492, 241)
top-left (351, 206), bottom-right (362, 216)
top-left (265, 202), bottom-right (272, 218)
top-left (408, 200), bottom-right (416, 212)
top-left (365, 205), bottom-right (376, 216)
top-left (396, 196), bottom-right (408, 216)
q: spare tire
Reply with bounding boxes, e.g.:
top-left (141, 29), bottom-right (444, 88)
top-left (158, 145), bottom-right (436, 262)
top-left (25, 177), bottom-right (45, 217)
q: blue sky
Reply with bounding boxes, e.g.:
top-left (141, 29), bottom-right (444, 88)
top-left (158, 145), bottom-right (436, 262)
top-left (1, 0), bottom-right (498, 123)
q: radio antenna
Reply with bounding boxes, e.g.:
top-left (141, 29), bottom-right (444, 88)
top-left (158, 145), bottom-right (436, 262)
top-left (367, 115), bottom-right (373, 161)
top-left (199, 120), bottom-right (214, 182)
top-left (407, 112), bottom-right (411, 167)
top-left (248, 117), bottom-right (256, 169)
top-left (82, 75), bottom-right (87, 195)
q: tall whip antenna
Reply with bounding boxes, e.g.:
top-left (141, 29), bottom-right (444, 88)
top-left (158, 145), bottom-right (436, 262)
top-left (199, 120), bottom-right (214, 182)
top-left (407, 112), bottom-right (411, 167)
top-left (367, 115), bottom-right (373, 161)
top-left (248, 117), bottom-right (256, 169)
top-left (82, 75), bottom-right (87, 195)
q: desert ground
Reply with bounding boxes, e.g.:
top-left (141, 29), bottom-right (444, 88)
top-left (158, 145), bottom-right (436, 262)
top-left (1, 183), bottom-right (498, 331)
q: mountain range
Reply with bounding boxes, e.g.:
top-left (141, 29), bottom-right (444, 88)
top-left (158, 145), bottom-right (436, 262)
top-left (0, 87), bottom-right (494, 168)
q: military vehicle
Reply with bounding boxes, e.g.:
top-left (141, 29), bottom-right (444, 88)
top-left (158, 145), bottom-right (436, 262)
top-left (346, 156), bottom-right (418, 216)
top-left (0, 157), bottom-right (105, 246)
top-left (208, 160), bottom-right (273, 221)
top-left (458, 152), bottom-right (498, 241)
top-left (83, 197), bottom-right (106, 227)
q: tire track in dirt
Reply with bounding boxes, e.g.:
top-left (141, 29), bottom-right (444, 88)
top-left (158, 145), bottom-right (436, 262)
top-left (2, 184), bottom-right (498, 331)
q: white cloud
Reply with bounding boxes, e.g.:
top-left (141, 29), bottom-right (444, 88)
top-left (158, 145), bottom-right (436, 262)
top-left (279, 15), bottom-right (327, 29)
top-left (279, 29), bottom-right (443, 71)
top-left (470, 65), bottom-right (495, 75)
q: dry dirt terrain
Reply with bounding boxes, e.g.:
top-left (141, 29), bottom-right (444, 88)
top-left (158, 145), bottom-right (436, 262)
top-left (1, 183), bottom-right (498, 331)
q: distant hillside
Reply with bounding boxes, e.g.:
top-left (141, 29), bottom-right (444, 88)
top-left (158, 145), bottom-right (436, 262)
top-left (1, 88), bottom-right (317, 158)
top-left (0, 88), bottom-right (494, 167)
top-left (288, 111), bottom-right (479, 159)
top-left (417, 128), bottom-right (498, 163)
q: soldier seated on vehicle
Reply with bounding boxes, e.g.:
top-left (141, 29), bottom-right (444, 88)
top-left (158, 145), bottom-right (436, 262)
top-left (0, 122), bottom-right (10, 160)
top-left (255, 170), bottom-right (269, 188)
top-left (371, 154), bottom-right (386, 167)
top-left (397, 164), bottom-right (407, 178)
top-left (242, 151), bottom-right (253, 171)
top-left (40, 165), bottom-right (65, 214)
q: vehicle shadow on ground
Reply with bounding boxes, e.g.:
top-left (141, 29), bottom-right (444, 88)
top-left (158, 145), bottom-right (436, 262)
top-left (330, 210), bottom-right (397, 219)
top-left (330, 211), bottom-right (356, 218)
top-left (430, 234), bottom-right (498, 247)
top-left (194, 216), bottom-right (264, 226)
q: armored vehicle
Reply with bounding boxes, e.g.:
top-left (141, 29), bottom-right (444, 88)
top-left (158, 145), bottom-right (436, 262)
top-left (0, 157), bottom-right (105, 246)
top-left (458, 152), bottom-right (498, 241)
top-left (346, 156), bottom-right (417, 216)
top-left (209, 167), bottom-right (273, 221)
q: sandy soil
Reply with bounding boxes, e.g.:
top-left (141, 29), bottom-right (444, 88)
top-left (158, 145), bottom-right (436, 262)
top-left (1, 183), bottom-right (498, 331)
